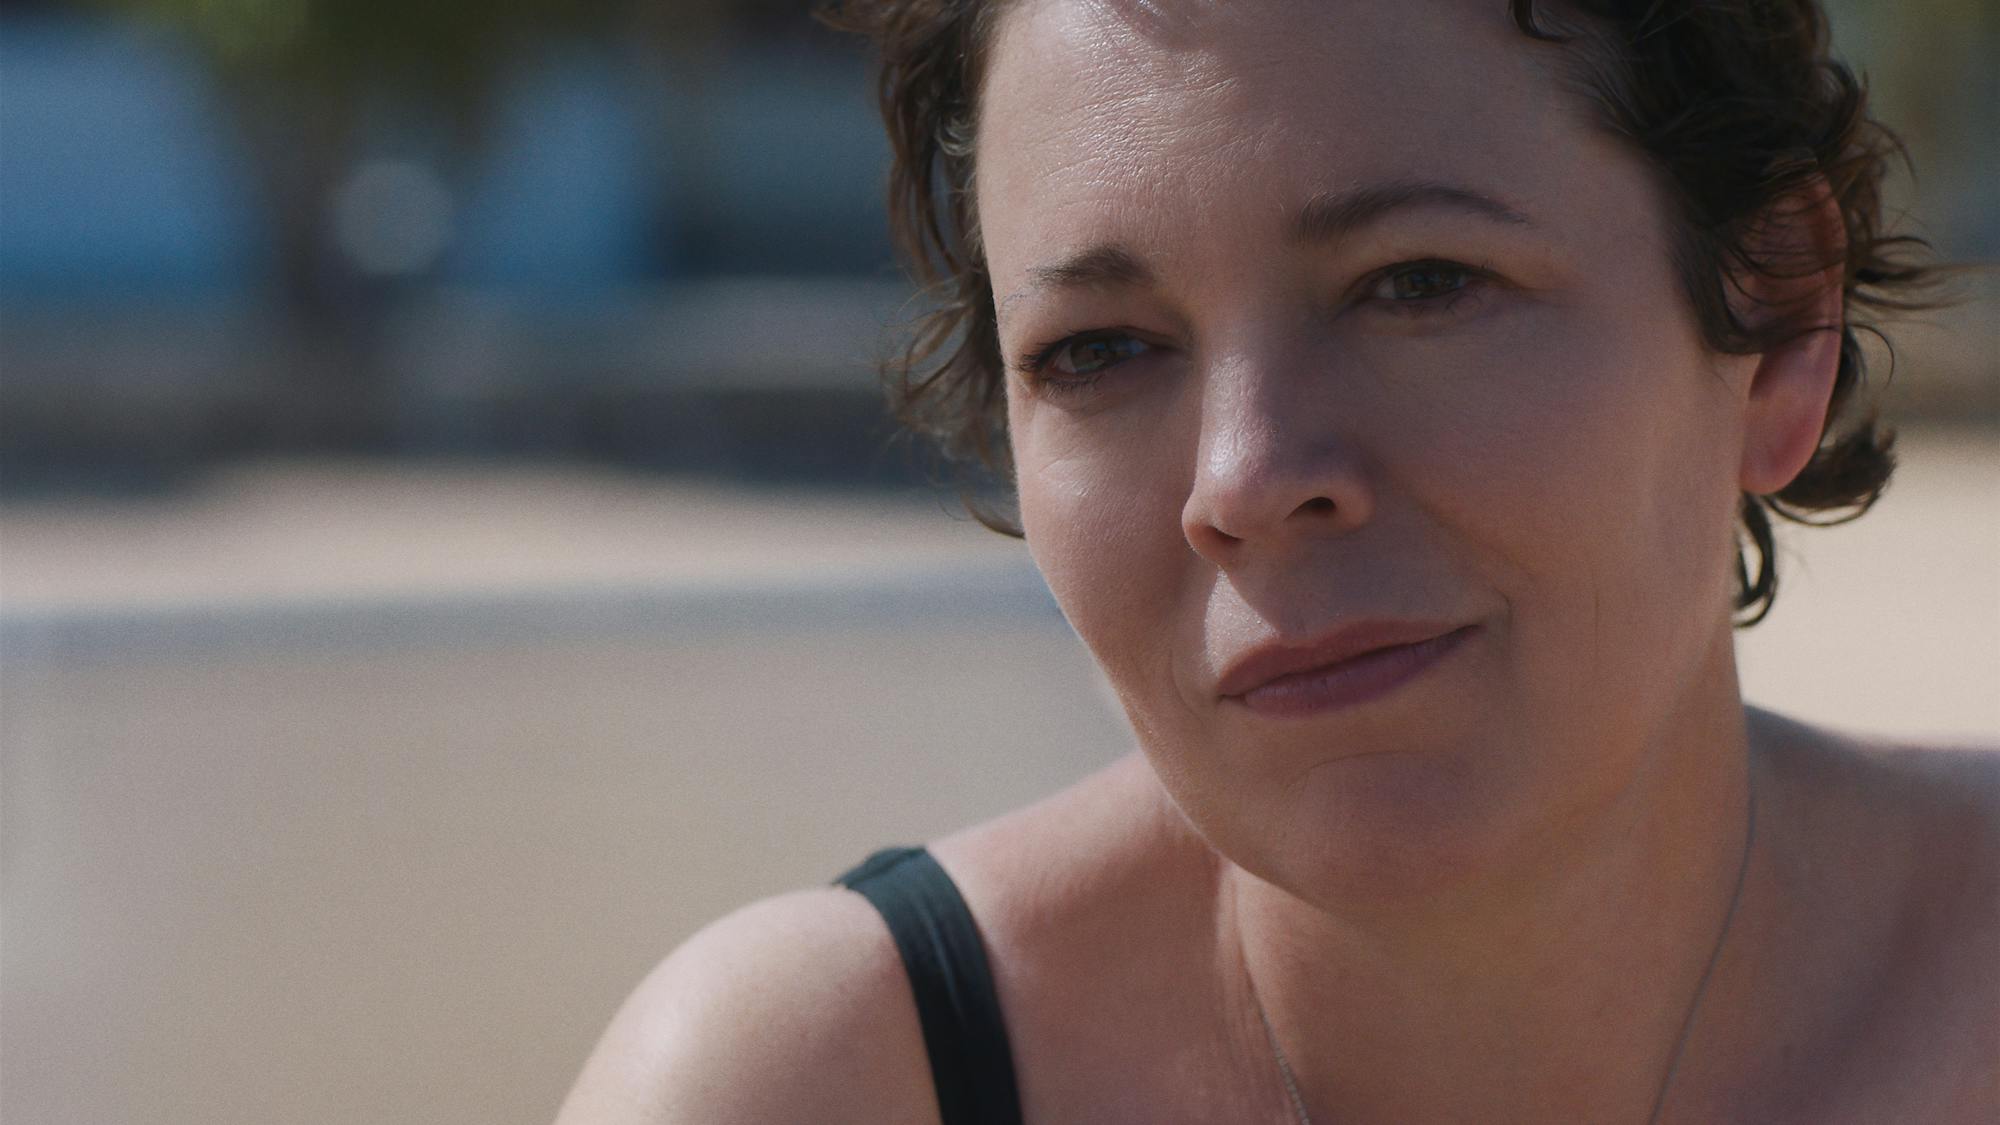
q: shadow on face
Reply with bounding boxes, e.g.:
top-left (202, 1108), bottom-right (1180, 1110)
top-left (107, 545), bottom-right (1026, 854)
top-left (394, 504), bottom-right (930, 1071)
top-left (973, 0), bottom-right (1768, 893)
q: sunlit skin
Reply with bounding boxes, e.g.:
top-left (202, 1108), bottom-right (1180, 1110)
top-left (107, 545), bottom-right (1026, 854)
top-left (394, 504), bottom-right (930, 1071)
top-left (975, 0), bottom-right (1779, 1117)
top-left (987, 0), bottom-right (1755, 912)
top-left (961, 0), bottom-right (1987, 1120)
top-left (552, 2), bottom-right (1999, 1122)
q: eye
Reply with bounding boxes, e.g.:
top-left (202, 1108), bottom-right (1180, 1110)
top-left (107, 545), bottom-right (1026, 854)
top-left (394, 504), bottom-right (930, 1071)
top-left (1047, 332), bottom-right (1151, 376)
top-left (1015, 330), bottom-right (1155, 393)
top-left (1362, 259), bottom-right (1483, 306)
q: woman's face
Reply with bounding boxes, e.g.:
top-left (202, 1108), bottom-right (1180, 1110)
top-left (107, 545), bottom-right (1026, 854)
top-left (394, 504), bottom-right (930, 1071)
top-left (979, 0), bottom-right (1768, 898)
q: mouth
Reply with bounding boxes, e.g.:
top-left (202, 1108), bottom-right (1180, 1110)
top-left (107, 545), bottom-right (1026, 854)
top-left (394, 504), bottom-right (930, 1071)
top-left (1217, 622), bottom-right (1477, 718)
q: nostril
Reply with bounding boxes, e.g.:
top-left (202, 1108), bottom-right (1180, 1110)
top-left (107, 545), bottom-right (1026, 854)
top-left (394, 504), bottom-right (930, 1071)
top-left (1300, 496), bottom-right (1336, 516)
top-left (1185, 521), bottom-right (1243, 558)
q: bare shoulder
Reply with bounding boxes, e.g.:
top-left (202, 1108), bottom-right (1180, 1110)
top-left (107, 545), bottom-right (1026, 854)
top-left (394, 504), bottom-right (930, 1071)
top-left (1748, 709), bottom-right (2000, 1116)
top-left (930, 751), bottom-right (1219, 956)
top-left (1847, 729), bottom-right (2000, 974)
top-left (1833, 727), bottom-right (2000, 977)
top-left (552, 887), bottom-right (937, 1125)
top-left (1754, 709), bottom-right (2000, 937)
top-left (926, 754), bottom-right (1259, 1120)
top-left (554, 756), bottom-right (1204, 1125)
top-left (1750, 706), bottom-right (2000, 861)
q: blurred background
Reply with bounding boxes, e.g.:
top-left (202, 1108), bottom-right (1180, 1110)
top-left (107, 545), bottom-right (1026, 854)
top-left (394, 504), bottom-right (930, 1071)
top-left (0, 1), bottom-right (1994, 1122)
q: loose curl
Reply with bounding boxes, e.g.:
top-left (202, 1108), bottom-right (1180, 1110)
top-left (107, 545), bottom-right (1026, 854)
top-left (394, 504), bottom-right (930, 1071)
top-left (823, 0), bottom-right (1940, 625)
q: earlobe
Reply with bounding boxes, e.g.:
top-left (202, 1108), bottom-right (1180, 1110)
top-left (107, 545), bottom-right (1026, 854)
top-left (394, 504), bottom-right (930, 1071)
top-left (1738, 316), bottom-right (1842, 495)
top-left (1735, 186), bottom-right (1847, 497)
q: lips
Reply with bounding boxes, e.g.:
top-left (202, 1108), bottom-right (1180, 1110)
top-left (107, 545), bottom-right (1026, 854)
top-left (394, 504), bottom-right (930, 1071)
top-left (1215, 620), bottom-right (1474, 712)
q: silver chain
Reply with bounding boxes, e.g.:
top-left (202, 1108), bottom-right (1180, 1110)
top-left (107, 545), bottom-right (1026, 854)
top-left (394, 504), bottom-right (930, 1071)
top-left (1251, 790), bottom-right (1756, 1125)
top-left (1255, 994), bottom-right (1315, 1125)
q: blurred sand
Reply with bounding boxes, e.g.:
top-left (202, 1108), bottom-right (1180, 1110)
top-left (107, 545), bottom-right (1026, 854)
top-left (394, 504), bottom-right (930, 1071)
top-left (1, 426), bottom-right (1994, 1125)
top-left (1735, 425), bottom-right (2000, 743)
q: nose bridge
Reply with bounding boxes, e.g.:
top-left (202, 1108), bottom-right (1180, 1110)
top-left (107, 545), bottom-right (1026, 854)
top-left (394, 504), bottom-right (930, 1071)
top-left (1199, 361), bottom-right (1290, 493)
top-left (1182, 333), bottom-right (1372, 557)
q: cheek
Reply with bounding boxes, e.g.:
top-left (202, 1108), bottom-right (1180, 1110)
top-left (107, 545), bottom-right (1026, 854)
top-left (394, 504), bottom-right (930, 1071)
top-left (1012, 396), bottom-right (1197, 689)
top-left (1410, 303), bottom-right (1738, 584)
top-left (1402, 305), bottom-right (1744, 719)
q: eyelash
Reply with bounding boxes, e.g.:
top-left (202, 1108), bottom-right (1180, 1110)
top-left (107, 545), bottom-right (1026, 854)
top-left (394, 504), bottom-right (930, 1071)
top-left (1012, 331), bottom-right (1143, 395)
top-left (1014, 258), bottom-right (1493, 395)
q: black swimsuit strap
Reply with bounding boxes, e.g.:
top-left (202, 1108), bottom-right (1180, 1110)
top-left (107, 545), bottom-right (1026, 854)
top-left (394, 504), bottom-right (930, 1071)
top-left (835, 846), bottom-right (1024, 1125)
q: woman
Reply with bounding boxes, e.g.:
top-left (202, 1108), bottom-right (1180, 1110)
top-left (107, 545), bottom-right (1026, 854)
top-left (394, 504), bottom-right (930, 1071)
top-left (558, 1), bottom-right (1998, 1121)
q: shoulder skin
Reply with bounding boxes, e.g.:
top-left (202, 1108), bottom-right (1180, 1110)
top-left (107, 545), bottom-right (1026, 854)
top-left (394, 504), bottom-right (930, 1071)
top-left (1746, 710), bottom-right (2000, 1120)
top-left (552, 887), bottom-right (940, 1125)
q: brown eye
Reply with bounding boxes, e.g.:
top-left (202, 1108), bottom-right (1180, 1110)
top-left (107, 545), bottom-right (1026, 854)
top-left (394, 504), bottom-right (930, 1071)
top-left (1051, 333), bottom-right (1150, 376)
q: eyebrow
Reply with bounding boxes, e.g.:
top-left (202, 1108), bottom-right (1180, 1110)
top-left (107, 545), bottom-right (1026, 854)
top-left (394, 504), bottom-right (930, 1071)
top-left (1021, 244), bottom-right (1155, 294)
top-left (1291, 180), bottom-right (1533, 244)
top-left (1002, 179), bottom-right (1531, 306)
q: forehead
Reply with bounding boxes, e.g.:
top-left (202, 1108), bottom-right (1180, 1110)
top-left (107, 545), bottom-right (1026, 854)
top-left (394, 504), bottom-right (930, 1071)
top-left (975, 0), bottom-right (1618, 273)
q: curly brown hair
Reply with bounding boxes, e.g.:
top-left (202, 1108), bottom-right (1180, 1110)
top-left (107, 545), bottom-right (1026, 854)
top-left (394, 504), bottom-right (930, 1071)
top-left (823, 0), bottom-right (1939, 624)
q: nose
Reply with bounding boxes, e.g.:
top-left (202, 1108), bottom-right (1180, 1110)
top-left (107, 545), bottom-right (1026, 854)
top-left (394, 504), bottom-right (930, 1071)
top-left (1180, 354), bottom-right (1375, 566)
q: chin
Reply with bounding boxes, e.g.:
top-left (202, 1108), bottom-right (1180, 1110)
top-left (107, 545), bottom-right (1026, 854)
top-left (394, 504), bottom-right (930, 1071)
top-left (1283, 749), bottom-right (1546, 905)
top-left (1156, 720), bottom-right (1554, 907)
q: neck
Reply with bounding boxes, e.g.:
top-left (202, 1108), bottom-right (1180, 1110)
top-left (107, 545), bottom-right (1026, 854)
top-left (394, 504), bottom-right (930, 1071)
top-left (1225, 651), bottom-right (1758, 1123)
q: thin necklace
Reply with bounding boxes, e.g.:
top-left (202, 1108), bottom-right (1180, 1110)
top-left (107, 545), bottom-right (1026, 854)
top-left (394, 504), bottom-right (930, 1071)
top-left (1257, 997), bottom-right (1315, 1125)
top-left (1254, 790), bottom-right (1758, 1125)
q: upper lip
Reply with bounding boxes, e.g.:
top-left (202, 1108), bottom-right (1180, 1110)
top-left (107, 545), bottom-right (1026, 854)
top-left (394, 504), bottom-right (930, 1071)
top-left (1214, 619), bottom-right (1466, 699)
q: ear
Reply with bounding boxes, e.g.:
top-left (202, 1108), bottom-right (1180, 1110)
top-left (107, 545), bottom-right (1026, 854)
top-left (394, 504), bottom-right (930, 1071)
top-left (1736, 184), bottom-right (1847, 497)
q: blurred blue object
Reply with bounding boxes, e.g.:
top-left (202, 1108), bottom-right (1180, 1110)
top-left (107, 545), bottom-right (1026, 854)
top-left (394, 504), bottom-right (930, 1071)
top-left (0, 17), bottom-right (269, 299)
top-left (446, 50), bottom-right (674, 295)
top-left (687, 48), bottom-right (894, 276)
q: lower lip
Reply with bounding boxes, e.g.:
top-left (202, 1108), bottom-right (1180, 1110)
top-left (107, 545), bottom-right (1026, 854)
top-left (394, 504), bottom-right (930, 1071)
top-left (1228, 626), bottom-right (1476, 719)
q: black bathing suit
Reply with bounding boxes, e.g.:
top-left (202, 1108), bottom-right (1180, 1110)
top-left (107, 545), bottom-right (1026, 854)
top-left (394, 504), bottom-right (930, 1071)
top-left (835, 846), bottom-right (1024, 1125)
